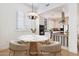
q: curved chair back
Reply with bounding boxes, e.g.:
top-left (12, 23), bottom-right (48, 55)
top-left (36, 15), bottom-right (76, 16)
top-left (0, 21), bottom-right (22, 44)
top-left (9, 40), bottom-right (30, 55)
top-left (38, 41), bottom-right (61, 55)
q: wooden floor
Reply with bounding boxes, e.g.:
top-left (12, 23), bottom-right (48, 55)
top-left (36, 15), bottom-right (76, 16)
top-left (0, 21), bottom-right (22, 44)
top-left (0, 49), bottom-right (78, 56)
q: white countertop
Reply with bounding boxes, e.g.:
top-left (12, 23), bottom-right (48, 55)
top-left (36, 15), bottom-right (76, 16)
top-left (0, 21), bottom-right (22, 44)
top-left (18, 35), bottom-right (49, 42)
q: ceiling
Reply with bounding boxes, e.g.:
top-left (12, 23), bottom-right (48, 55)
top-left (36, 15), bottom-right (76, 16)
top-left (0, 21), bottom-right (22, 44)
top-left (24, 3), bottom-right (68, 20)
top-left (40, 4), bottom-right (68, 19)
top-left (24, 3), bottom-right (65, 13)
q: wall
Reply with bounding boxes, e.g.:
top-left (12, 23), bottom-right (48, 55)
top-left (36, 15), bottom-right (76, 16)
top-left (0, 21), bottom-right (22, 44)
top-left (0, 3), bottom-right (32, 49)
top-left (47, 19), bottom-right (54, 30)
top-left (68, 4), bottom-right (78, 53)
top-left (77, 6), bottom-right (79, 35)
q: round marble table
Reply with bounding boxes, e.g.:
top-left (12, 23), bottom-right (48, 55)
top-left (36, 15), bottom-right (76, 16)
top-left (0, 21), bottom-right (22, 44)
top-left (18, 35), bottom-right (49, 55)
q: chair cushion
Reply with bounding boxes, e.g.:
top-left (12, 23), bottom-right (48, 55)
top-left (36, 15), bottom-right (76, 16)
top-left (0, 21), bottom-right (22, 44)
top-left (17, 40), bottom-right (25, 44)
top-left (40, 40), bottom-right (51, 45)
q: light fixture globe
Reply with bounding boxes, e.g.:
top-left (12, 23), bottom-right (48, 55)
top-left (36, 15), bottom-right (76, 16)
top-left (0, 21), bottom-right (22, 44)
top-left (28, 12), bottom-right (39, 20)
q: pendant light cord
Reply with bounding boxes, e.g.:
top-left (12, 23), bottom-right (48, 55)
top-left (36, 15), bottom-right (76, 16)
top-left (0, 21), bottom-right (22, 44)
top-left (32, 3), bottom-right (33, 12)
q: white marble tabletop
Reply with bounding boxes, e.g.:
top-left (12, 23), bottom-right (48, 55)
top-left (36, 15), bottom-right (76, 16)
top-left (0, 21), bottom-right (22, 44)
top-left (18, 35), bottom-right (49, 42)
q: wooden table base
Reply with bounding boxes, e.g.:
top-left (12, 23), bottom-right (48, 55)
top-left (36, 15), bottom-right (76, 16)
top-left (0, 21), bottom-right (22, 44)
top-left (29, 42), bottom-right (38, 56)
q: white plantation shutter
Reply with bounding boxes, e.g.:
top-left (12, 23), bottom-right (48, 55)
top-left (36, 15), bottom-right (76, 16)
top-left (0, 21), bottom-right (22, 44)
top-left (16, 10), bottom-right (26, 31)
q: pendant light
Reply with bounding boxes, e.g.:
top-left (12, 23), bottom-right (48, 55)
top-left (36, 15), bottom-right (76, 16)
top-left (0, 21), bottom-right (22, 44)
top-left (28, 3), bottom-right (39, 20)
top-left (59, 11), bottom-right (65, 33)
top-left (60, 11), bottom-right (65, 24)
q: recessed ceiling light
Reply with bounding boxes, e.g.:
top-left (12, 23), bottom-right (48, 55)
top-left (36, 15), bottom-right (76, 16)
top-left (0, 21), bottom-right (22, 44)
top-left (46, 3), bottom-right (50, 7)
